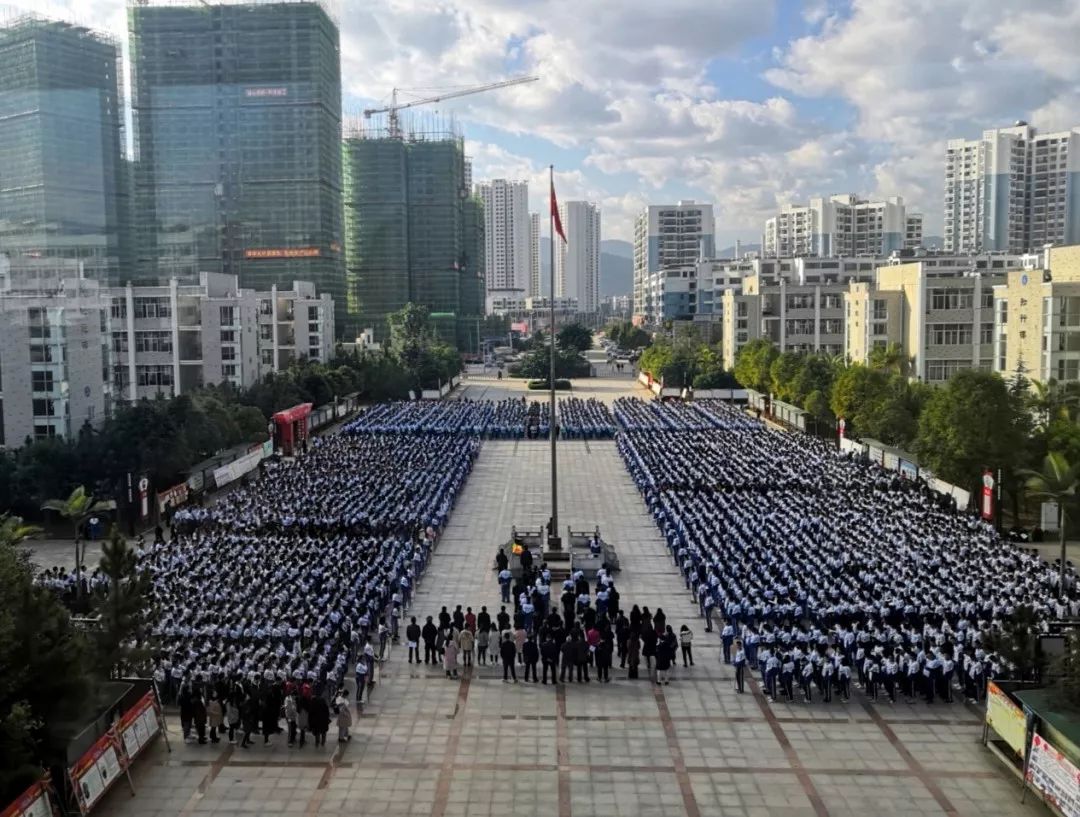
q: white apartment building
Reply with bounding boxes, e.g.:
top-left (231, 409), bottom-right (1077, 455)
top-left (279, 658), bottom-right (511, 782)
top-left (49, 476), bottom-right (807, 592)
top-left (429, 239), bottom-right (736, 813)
top-left (632, 201), bottom-right (715, 324)
top-left (107, 274), bottom-right (334, 402)
top-left (529, 212), bottom-right (541, 298)
top-left (555, 201), bottom-right (601, 314)
top-left (763, 194), bottom-right (919, 258)
top-left (475, 179), bottom-right (531, 296)
top-left (944, 122), bottom-right (1080, 253)
top-left (0, 266), bottom-right (110, 444)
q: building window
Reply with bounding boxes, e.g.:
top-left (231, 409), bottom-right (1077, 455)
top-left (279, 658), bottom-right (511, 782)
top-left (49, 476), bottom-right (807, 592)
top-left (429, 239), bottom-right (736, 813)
top-left (821, 294), bottom-right (843, 310)
top-left (980, 290), bottom-right (994, 309)
top-left (979, 323), bottom-right (994, 345)
top-left (32, 398), bottom-right (55, 417)
top-left (220, 330), bottom-right (236, 343)
top-left (221, 346), bottom-right (236, 361)
top-left (221, 364), bottom-right (238, 378)
top-left (31, 371), bottom-right (54, 392)
top-left (134, 297), bottom-right (171, 319)
top-left (872, 322), bottom-right (888, 336)
top-left (260, 349), bottom-right (274, 366)
top-left (1057, 359), bottom-right (1080, 381)
top-left (136, 365), bottom-right (174, 387)
top-left (926, 359), bottom-right (972, 382)
top-left (821, 319), bottom-right (843, 335)
top-left (34, 425), bottom-right (57, 440)
top-left (929, 289), bottom-right (974, 310)
top-left (135, 331), bottom-right (172, 353)
top-left (220, 306), bottom-right (236, 326)
top-left (786, 294), bottom-right (814, 310)
top-left (29, 345), bottom-right (54, 363)
top-left (259, 325), bottom-right (273, 342)
top-left (873, 300), bottom-right (888, 320)
top-left (110, 301), bottom-right (126, 320)
top-left (308, 305), bottom-right (320, 321)
top-left (929, 323), bottom-right (973, 345)
top-left (112, 332), bottom-right (128, 353)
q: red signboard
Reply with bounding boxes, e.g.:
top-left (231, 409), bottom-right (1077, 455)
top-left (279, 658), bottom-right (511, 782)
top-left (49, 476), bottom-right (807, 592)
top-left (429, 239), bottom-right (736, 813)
top-left (1, 781), bottom-right (52, 817)
top-left (115, 691), bottom-right (163, 767)
top-left (244, 247), bottom-right (321, 260)
top-left (981, 469), bottom-right (995, 521)
top-left (69, 732), bottom-right (123, 814)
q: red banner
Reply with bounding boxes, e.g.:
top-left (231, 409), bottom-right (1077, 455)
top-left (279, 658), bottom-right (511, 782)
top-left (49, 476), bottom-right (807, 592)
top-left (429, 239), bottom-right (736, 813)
top-left (0, 781), bottom-right (52, 817)
top-left (981, 469), bottom-right (995, 521)
top-left (69, 732), bottom-right (123, 814)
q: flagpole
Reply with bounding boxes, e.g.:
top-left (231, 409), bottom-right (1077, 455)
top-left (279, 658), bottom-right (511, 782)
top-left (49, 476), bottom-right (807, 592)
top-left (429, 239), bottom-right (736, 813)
top-left (548, 164), bottom-right (560, 551)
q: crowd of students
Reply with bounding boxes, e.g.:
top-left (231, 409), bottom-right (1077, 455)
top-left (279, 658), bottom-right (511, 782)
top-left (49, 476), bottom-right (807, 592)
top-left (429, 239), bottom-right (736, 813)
top-left (136, 430), bottom-right (483, 746)
top-left (618, 400), bottom-right (1075, 705)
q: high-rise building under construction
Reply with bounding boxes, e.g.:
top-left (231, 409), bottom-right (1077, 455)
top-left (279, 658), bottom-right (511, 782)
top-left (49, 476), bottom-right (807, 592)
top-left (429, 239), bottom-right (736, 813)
top-left (0, 17), bottom-right (128, 285)
top-left (128, 0), bottom-right (346, 330)
top-left (342, 129), bottom-right (485, 346)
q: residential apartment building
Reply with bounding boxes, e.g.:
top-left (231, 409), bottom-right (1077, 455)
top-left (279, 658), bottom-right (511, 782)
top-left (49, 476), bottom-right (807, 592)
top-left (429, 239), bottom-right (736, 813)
top-left (529, 213), bottom-right (541, 298)
top-left (0, 265), bottom-right (110, 444)
top-left (843, 252), bottom-right (1024, 382)
top-left (555, 201), bottom-right (601, 314)
top-left (993, 245), bottom-right (1080, 384)
top-left (129, 1), bottom-right (346, 328)
top-left (106, 274), bottom-right (335, 401)
top-left (632, 202), bottom-right (714, 324)
top-left (0, 17), bottom-right (128, 286)
top-left (476, 179), bottom-right (530, 297)
top-left (944, 122), bottom-right (1080, 253)
top-left (763, 195), bottom-right (919, 258)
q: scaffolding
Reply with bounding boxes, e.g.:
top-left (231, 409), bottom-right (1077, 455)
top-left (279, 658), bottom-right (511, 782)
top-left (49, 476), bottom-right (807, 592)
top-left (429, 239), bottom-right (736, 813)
top-left (342, 128), bottom-right (484, 345)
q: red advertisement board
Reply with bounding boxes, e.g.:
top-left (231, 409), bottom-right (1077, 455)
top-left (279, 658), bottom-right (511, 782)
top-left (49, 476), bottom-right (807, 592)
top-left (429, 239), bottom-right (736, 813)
top-left (0, 781), bottom-right (52, 817)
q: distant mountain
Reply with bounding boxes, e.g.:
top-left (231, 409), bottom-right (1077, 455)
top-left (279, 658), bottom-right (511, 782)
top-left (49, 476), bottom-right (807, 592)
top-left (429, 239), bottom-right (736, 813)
top-left (538, 241), bottom-right (633, 299)
top-left (716, 242), bottom-right (761, 258)
top-left (601, 239), bottom-right (633, 259)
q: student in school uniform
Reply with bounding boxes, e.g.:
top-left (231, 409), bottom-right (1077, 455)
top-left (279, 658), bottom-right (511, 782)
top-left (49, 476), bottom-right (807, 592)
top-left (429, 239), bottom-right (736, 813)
top-left (733, 640), bottom-right (747, 694)
top-left (720, 622), bottom-right (735, 664)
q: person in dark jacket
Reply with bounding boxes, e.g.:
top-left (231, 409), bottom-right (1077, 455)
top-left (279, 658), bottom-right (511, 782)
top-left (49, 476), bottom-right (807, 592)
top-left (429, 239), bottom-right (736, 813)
top-left (541, 633), bottom-right (560, 684)
top-left (522, 635), bottom-right (540, 682)
top-left (500, 632), bottom-right (518, 682)
top-left (260, 692), bottom-right (278, 745)
top-left (307, 695), bottom-right (330, 748)
top-left (627, 633), bottom-right (641, 680)
top-left (422, 616), bottom-right (438, 664)
top-left (240, 695), bottom-right (258, 749)
top-left (560, 636), bottom-right (576, 682)
top-left (178, 683), bottom-right (194, 742)
top-left (574, 635), bottom-right (591, 683)
top-left (595, 634), bottom-right (614, 682)
top-left (191, 689), bottom-right (208, 744)
top-left (406, 617), bottom-right (422, 664)
top-left (641, 627), bottom-right (658, 670)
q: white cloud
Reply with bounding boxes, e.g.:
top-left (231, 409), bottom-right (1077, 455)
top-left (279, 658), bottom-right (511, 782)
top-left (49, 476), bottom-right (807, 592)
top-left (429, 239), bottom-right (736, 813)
top-left (766, 0), bottom-right (1080, 235)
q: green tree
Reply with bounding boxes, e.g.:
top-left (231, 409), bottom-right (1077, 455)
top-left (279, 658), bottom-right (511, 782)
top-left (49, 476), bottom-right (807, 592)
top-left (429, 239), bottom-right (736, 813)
top-left (794, 356), bottom-right (836, 409)
top-left (1021, 452), bottom-right (1080, 599)
top-left (769, 351), bottom-right (805, 403)
top-left (40, 486), bottom-right (116, 608)
top-left (638, 337), bottom-right (674, 381)
top-left (91, 527), bottom-right (153, 678)
top-left (868, 342), bottom-right (909, 376)
top-left (916, 369), bottom-right (1026, 490)
top-left (733, 339), bottom-right (778, 392)
top-left (512, 346), bottom-right (590, 380)
top-left (0, 517), bottom-right (90, 802)
top-left (829, 364), bottom-right (888, 436)
top-left (557, 322), bottom-right (593, 354)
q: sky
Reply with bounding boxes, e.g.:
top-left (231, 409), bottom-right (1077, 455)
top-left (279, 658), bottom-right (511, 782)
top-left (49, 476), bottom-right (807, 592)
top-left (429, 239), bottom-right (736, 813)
top-left (14, 0), bottom-right (1080, 248)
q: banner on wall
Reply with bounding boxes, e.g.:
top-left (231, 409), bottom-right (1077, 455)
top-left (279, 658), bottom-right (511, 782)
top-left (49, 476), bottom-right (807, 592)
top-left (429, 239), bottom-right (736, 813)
top-left (1027, 731), bottom-right (1080, 817)
top-left (985, 682), bottom-right (1027, 758)
top-left (0, 781), bottom-right (53, 817)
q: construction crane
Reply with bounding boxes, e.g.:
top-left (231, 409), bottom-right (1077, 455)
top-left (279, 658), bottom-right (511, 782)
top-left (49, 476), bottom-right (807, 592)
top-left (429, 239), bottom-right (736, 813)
top-left (362, 75), bottom-right (539, 139)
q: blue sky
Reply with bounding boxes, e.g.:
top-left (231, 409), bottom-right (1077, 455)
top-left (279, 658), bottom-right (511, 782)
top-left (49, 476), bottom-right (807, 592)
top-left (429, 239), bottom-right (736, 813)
top-left (28, 0), bottom-right (1080, 247)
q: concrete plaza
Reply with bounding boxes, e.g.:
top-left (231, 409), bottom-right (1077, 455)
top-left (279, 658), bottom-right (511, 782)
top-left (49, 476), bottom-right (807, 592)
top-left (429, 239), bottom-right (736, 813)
top-left (91, 373), bottom-right (1041, 817)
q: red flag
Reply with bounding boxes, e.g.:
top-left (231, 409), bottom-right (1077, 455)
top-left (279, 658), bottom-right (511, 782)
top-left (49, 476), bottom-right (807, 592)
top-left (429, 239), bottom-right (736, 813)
top-left (551, 178), bottom-right (566, 243)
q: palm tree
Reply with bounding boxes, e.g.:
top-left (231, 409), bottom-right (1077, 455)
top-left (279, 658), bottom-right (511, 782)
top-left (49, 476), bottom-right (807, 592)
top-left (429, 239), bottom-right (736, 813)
top-left (1022, 452), bottom-right (1080, 599)
top-left (1028, 379), bottom-right (1079, 432)
top-left (41, 486), bottom-right (116, 603)
top-left (0, 513), bottom-right (42, 549)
